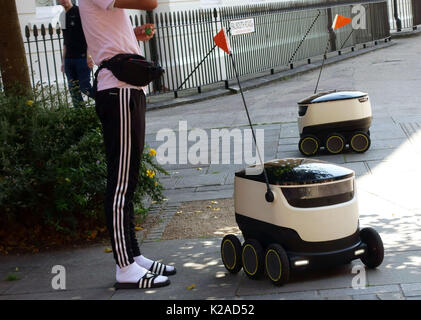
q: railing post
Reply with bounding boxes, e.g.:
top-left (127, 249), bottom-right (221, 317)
top-left (393, 0), bottom-right (402, 32)
top-left (146, 10), bottom-right (162, 92)
top-left (25, 25), bottom-right (35, 89)
top-left (327, 8), bottom-right (337, 52)
top-left (412, 0), bottom-right (421, 29)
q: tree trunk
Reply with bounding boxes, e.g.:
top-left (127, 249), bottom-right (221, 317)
top-left (0, 0), bottom-right (31, 95)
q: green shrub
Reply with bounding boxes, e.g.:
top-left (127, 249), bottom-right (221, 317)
top-left (0, 89), bottom-right (167, 252)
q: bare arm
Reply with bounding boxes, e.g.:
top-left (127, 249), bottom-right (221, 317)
top-left (114, 0), bottom-right (158, 10)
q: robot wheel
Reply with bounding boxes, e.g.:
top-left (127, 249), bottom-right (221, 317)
top-left (360, 227), bottom-right (384, 269)
top-left (350, 131), bottom-right (371, 153)
top-left (298, 135), bottom-right (320, 156)
top-left (242, 239), bottom-right (265, 279)
top-left (265, 244), bottom-right (290, 286)
top-left (325, 133), bottom-right (346, 154)
top-left (221, 234), bottom-right (243, 273)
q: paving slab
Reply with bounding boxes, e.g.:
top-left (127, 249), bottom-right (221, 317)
top-left (235, 290), bottom-right (322, 300)
top-left (0, 281), bottom-right (17, 296)
top-left (277, 143), bottom-right (300, 152)
top-left (401, 283), bottom-right (421, 297)
top-left (174, 173), bottom-right (228, 189)
top-left (344, 148), bottom-right (403, 163)
top-left (0, 245), bottom-right (116, 297)
top-left (235, 262), bottom-right (359, 297)
top-left (364, 251), bottom-right (421, 286)
top-left (277, 137), bottom-right (300, 145)
top-left (206, 164), bottom-right (245, 174)
top-left (317, 284), bottom-right (400, 298)
top-left (402, 290), bottom-right (421, 297)
top-left (0, 288), bottom-right (115, 300)
top-left (160, 177), bottom-right (181, 190)
top-left (167, 167), bottom-right (209, 177)
top-left (323, 295), bottom-right (353, 300)
top-left (369, 126), bottom-right (406, 140)
top-left (195, 185), bottom-right (234, 193)
top-left (253, 124), bottom-right (282, 131)
top-left (369, 137), bottom-right (408, 150)
top-left (163, 188), bottom-right (234, 203)
top-left (392, 115), bottom-right (421, 124)
top-left (352, 294), bottom-right (379, 300)
top-left (280, 123), bottom-right (299, 139)
top-left (377, 292), bottom-right (406, 300)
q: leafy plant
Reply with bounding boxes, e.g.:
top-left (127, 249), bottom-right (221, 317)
top-left (0, 89), bottom-right (167, 252)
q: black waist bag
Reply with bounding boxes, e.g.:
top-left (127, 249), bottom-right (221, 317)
top-left (93, 53), bottom-right (164, 96)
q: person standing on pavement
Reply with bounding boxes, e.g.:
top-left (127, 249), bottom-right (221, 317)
top-left (58, 0), bottom-right (94, 107)
top-left (79, 0), bottom-right (176, 289)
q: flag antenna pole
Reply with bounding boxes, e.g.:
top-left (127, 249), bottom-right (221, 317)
top-left (228, 51), bottom-right (274, 203)
top-left (314, 38), bottom-right (331, 94)
top-left (314, 14), bottom-right (353, 94)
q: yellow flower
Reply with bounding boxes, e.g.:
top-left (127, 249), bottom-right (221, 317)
top-left (149, 148), bottom-right (157, 157)
top-left (146, 170), bottom-right (155, 178)
top-left (26, 100), bottom-right (34, 106)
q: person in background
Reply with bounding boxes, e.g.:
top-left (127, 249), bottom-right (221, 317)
top-left (58, 0), bottom-right (93, 107)
top-left (79, 0), bottom-right (176, 290)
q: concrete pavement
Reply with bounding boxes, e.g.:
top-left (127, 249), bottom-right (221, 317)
top-left (1, 33), bottom-right (421, 300)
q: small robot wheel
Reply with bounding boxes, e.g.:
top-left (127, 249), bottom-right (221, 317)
top-left (264, 244), bottom-right (290, 286)
top-left (325, 133), bottom-right (346, 154)
top-left (360, 227), bottom-right (384, 269)
top-left (221, 234), bottom-right (242, 273)
top-left (299, 135), bottom-right (320, 156)
top-left (242, 239), bottom-right (264, 279)
top-left (350, 131), bottom-right (371, 153)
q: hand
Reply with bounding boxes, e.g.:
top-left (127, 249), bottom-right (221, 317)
top-left (134, 24), bottom-right (155, 42)
top-left (87, 56), bottom-right (94, 69)
top-left (61, 64), bottom-right (64, 73)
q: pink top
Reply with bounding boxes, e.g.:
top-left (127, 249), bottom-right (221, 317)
top-left (79, 0), bottom-right (143, 91)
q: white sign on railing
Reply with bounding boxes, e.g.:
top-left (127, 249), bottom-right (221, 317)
top-left (230, 18), bottom-right (255, 36)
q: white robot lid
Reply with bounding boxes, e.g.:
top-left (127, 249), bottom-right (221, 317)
top-left (235, 158), bottom-right (354, 186)
top-left (298, 91), bottom-right (368, 104)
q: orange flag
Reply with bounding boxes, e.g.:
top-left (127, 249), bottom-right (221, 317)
top-left (214, 28), bottom-right (231, 54)
top-left (332, 14), bottom-right (352, 30)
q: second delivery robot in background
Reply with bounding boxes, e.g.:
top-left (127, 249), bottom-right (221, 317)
top-left (297, 91), bottom-right (373, 156)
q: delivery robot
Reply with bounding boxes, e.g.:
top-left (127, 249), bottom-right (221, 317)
top-left (297, 91), bottom-right (372, 156)
top-left (221, 158), bottom-right (384, 286)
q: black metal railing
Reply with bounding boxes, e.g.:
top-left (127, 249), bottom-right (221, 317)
top-left (1, 0), bottom-right (402, 102)
top-left (219, 1), bottom-right (390, 82)
top-left (388, 0), bottom-right (421, 31)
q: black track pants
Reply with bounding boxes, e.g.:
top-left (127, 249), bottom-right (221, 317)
top-left (95, 87), bottom-right (146, 268)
